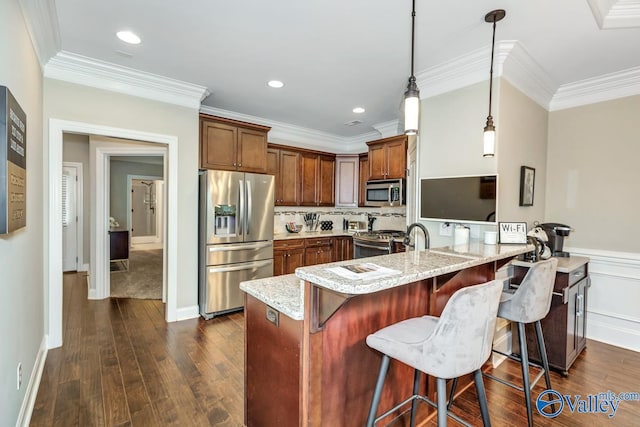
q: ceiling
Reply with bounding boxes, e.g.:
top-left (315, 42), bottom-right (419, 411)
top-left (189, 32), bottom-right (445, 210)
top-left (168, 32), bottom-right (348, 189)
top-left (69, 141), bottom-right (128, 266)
top-left (38, 0), bottom-right (640, 138)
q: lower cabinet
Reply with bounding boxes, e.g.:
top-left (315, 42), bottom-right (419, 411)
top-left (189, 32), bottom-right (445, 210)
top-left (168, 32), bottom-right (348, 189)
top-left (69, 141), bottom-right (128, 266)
top-left (274, 236), bottom-right (353, 275)
top-left (304, 237), bottom-right (334, 266)
top-left (274, 239), bottom-right (305, 276)
top-left (512, 262), bottom-right (589, 375)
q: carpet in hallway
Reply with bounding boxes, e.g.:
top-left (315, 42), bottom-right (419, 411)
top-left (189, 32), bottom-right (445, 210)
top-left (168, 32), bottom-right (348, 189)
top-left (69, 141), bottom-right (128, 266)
top-left (110, 249), bottom-right (163, 299)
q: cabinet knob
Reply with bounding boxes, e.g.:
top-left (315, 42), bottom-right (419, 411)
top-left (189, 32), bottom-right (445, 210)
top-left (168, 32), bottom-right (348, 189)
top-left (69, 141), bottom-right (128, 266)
top-left (239, 163), bottom-right (242, 167)
top-left (233, 162), bottom-right (237, 166)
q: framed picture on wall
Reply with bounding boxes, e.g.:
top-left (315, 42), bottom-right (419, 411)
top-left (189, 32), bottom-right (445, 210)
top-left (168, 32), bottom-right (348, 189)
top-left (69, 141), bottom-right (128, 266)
top-left (519, 166), bottom-right (535, 207)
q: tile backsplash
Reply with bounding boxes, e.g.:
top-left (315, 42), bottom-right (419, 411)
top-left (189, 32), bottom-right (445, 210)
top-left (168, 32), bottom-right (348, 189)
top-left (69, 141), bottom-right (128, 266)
top-left (274, 206), bottom-right (406, 234)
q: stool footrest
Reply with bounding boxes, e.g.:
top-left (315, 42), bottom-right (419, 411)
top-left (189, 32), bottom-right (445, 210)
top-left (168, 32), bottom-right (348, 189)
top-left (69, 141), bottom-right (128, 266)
top-left (484, 355), bottom-right (547, 392)
top-left (374, 393), bottom-right (475, 427)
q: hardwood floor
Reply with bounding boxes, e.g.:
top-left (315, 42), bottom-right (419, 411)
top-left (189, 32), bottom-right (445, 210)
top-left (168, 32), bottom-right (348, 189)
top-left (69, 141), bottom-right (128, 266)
top-left (31, 273), bottom-right (639, 426)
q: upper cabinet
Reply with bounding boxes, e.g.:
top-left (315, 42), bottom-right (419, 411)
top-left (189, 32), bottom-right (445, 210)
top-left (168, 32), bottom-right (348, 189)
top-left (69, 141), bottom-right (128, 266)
top-left (199, 114), bottom-right (271, 173)
top-left (366, 135), bottom-right (407, 180)
top-left (335, 155), bottom-right (359, 208)
top-left (268, 146), bottom-right (301, 206)
top-left (358, 153), bottom-right (369, 207)
top-left (301, 153), bottom-right (335, 207)
top-left (268, 143), bottom-right (334, 207)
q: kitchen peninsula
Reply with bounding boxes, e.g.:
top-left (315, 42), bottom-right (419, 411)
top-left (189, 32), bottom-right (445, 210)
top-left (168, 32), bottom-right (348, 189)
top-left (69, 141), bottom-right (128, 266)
top-left (240, 243), bottom-right (531, 426)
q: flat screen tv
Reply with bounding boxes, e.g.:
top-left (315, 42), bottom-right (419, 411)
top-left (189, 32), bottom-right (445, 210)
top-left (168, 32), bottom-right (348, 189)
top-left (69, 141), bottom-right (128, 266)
top-left (420, 175), bottom-right (497, 223)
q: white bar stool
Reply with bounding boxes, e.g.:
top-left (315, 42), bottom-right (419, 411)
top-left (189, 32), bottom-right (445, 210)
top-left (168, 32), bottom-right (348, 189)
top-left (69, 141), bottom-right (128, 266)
top-left (365, 280), bottom-right (504, 427)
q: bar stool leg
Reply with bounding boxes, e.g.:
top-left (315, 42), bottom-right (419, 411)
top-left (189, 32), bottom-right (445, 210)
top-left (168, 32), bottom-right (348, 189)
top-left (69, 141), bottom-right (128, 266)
top-left (437, 377), bottom-right (448, 427)
top-left (367, 355), bottom-right (390, 427)
top-left (473, 369), bottom-right (491, 427)
top-left (410, 369), bottom-right (420, 427)
top-left (517, 322), bottom-right (534, 427)
top-left (534, 320), bottom-right (553, 390)
top-left (447, 377), bottom-right (458, 410)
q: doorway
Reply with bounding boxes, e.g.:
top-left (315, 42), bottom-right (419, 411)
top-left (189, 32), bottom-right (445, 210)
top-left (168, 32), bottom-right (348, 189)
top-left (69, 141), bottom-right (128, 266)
top-left (62, 162), bottom-right (84, 272)
top-left (48, 120), bottom-right (180, 349)
top-left (129, 176), bottom-right (164, 246)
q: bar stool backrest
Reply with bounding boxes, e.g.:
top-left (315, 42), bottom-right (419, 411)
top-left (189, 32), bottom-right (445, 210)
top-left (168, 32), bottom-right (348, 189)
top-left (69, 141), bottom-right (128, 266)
top-left (418, 280), bottom-right (503, 379)
top-left (499, 258), bottom-right (558, 323)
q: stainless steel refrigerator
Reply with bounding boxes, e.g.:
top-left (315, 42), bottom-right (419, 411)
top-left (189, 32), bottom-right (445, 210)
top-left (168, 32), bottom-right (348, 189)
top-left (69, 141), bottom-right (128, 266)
top-left (199, 170), bottom-right (274, 318)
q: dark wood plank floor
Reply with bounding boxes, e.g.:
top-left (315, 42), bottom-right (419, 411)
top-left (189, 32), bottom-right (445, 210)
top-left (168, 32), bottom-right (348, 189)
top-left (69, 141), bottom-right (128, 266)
top-left (31, 273), bottom-right (639, 426)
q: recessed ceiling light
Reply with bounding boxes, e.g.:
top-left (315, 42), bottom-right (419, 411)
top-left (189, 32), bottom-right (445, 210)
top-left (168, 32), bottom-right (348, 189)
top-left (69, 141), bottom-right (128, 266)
top-left (267, 80), bottom-right (284, 88)
top-left (116, 30), bottom-right (141, 45)
top-left (352, 107), bottom-right (365, 114)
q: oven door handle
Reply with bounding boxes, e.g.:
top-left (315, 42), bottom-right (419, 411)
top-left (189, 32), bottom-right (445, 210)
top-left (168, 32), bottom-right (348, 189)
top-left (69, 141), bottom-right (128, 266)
top-left (354, 241), bottom-right (391, 251)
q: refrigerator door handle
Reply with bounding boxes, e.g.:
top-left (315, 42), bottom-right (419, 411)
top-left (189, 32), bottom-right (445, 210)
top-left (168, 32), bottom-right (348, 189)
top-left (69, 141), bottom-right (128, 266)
top-left (237, 179), bottom-right (244, 236)
top-left (208, 259), bottom-right (272, 274)
top-left (207, 241), bottom-right (272, 252)
top-left (246, 179), bottom-right (252, 236)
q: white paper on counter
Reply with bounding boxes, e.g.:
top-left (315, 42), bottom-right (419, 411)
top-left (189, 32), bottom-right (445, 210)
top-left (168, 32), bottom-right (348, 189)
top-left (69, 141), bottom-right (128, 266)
top-left (327, 263), bottom-right (401, 281)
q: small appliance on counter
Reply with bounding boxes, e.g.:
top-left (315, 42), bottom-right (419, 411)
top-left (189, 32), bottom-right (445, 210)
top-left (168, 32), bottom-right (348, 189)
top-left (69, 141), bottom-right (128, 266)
top-left (347, 220), bottom-right (368, 233)
top-left (540, 222), bottom-right (572, 257)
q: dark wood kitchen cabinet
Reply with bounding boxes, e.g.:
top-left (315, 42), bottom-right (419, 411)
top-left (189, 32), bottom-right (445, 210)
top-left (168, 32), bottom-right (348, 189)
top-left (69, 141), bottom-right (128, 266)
top-left (367, 135), bottom-right (407, 180)
top-left (304, 237), bottom-right (334, 266)
top-left (512, 260), bottom-right (589, 375)
top-left (273, 239), bottom-right (305, 276)
top-left (358, 153), bottom-right (369, 206)
top-left (268, 146), bottom-right (301, 206)
top-left (333, 236), bottom-right (354, 262)
top-left (300, 152), bottom-right (335, 207)
top-left (199, 114), bottom-right (270, 173)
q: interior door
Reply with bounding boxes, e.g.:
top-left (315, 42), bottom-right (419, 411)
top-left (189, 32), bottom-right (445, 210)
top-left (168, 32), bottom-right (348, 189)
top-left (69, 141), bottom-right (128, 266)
top-left (62, 165), bottom-right (78, 271)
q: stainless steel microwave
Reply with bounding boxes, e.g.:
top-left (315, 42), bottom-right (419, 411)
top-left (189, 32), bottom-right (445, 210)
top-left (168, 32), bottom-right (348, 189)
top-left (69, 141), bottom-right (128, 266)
top-left (365, 179), bottom-right (405, 207)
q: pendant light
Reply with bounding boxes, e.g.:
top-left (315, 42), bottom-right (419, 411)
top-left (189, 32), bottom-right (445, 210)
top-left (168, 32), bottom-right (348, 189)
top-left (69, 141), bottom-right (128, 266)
top-left (404, 0), bottom-right (420, 135)
top-left (483, 9), bottom-right (505, 157)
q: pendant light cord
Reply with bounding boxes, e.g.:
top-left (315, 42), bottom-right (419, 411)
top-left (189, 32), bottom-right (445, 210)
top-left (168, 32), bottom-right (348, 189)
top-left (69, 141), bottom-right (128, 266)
top-left (487, 17), bottom-right (497, 118)
top-left (410, 0), bottom-right (416, 79)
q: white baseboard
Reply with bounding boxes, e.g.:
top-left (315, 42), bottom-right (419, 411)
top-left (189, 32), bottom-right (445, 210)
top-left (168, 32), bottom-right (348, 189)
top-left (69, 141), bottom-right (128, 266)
top-left (16, 336), bottom-right (48, 427)
top-left (86, 274), bottom-right (99, 299)
top-left (176, 305), bottom-right (200, 321)
top-left (78, 263), bottom-right (89, 272)
top-left (567, 247), bottom-right (640, 352)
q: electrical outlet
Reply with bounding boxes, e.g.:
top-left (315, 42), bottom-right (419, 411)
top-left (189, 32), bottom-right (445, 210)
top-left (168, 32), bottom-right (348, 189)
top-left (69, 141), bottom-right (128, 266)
top-left (439, 222), bottom-right (453, 237)
top-left (17, 363), bottom-right (22, 390)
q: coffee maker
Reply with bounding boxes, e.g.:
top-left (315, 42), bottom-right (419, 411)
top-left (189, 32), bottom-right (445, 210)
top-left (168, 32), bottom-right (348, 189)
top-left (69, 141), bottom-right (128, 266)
top-left (540, 223), bottom-right (572, 257)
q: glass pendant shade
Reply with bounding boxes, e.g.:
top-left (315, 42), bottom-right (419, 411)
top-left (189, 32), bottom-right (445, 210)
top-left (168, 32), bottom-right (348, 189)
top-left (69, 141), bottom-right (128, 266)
top-left (404, 82), bottom-right (420, 135)
top-left (483, 118), bottom-right (495, 157)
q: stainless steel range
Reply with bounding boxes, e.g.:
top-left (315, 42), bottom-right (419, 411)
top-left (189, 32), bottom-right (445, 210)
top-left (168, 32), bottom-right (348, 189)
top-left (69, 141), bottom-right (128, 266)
top-left (353, 229), bottom-right (406, 259)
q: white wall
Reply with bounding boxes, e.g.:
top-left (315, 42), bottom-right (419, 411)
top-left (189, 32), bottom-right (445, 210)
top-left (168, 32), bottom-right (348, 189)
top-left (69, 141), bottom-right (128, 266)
top-left (43, 79), bottom-right (199, 310)
top-left (0, 0), bottom-right (45, 424)
top-left (496, 79), bottom-right (548, 226)
top-left (63, 133), bottom-right (90, 264)
top-left (547, 96), bottom-right (640, 351)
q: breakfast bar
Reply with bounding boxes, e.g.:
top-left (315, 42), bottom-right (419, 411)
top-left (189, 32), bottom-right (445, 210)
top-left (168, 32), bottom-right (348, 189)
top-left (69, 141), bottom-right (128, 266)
top-left (241, 243), bottom-right (531, 426)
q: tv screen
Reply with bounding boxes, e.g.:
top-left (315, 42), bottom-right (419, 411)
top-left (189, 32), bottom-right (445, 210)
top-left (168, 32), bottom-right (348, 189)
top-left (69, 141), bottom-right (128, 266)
top-left (420, 175), bottom-right (497, 223)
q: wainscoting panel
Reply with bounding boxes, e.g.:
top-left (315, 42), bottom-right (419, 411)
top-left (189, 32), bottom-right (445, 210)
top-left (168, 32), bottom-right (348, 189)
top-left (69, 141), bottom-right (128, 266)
top-left (567, 247), bottom-right (640, 352)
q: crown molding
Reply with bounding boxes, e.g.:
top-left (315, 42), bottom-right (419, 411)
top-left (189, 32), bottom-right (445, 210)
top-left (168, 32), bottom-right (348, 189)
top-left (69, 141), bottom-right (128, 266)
top-left (416, 41), bottom-right (557, 110)
top-left (500, 41), bottom-right (557, 109)
top-left (549, 66), bottom-right (640, 110)
top-left (372, 120), bottom-right (401, 138)
top-left (200, 106), bottom-right (373, 153)
top-left (587, 0), bottom-right (640, 29)
top-left (18, 0), bottom-right (61, 67)
top-left (44, 51), bottom-right (210, 109)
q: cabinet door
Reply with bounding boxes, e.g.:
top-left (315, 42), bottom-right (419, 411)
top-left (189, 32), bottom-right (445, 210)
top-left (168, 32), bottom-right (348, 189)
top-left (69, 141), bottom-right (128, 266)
top-left (267, 148), bottom-right (278, 176)
top-left (201, 121), bottom-right (237, 170)
top-left (279, 151), bottom-right (301, 206)
top-left (333, 236), bottom-right (353, 262)
top-left (317, 155), bottom-right (335, 206)
top-left (575, 279), bottom-right (588, 355)
top-left (368, 143), bottom-right (386, 180)
top-left (385, 138), bottom-right (407, 179)
top-left (358, 155), bottom-right (368, 206)
top-left (286, 248), bottom-right (305, 274)
top-left (238, 128), bottom-right (267, 173)
top-left (300, 154), bottom-right (319, 206)
top-left (566, 281), bottom-right (580, 364)
top-left (273, 249), bottom-right (287, 276)
top-left (335, 156), bottom-right (358, 208)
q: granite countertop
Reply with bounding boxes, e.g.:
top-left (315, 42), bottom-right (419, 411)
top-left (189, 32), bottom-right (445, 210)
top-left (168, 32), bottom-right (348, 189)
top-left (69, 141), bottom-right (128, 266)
top-left (274, 230), bottom-right (354, 240)
top-left (240, 274), bottom-right (304, 320)
top-left (295, 242), bottom-right (531, 295)
top-left (511, 255), bottom-right (589, 273)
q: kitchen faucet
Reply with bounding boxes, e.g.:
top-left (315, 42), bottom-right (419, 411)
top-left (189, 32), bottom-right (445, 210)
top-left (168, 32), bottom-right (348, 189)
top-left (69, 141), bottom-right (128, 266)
top-left (404, 222), bottom-right (430, 250)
